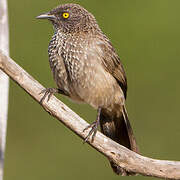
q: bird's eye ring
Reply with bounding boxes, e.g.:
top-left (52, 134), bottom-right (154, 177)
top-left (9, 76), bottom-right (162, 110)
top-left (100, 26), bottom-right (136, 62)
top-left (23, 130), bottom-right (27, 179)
top-left (62, 12), bottom-right (69, 19)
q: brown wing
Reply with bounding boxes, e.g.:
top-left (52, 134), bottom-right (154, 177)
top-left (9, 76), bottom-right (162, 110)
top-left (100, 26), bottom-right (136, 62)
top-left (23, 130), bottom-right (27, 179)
top-left (95, 35), bottom-right (127, 98)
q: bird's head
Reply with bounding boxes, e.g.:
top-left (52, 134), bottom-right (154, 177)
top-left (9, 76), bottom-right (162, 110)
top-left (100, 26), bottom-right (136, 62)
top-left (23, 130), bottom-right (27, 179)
top-left (36, 3), bottom-right (99, 33)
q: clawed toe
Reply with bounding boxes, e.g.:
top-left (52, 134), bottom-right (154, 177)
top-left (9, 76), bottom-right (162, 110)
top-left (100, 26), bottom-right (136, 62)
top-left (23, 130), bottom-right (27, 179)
top-left (39, 88), bottom-right (58, 104)
top-left (83, 122), bottom-right (98, 143)
top-left (83, 108), bottom-right (101, 143)
top-left (39, 89), bottom-right (47, 95)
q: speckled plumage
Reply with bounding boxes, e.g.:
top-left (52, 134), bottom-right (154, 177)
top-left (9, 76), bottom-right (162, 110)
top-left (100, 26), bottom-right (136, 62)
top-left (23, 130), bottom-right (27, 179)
top-left (48, 29), bottom-right (125, 109)
top-left (37, 3), bottom-right (138, 175)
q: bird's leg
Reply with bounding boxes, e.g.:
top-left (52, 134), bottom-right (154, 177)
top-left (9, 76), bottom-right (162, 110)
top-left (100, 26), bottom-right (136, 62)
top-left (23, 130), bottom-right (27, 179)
top-left (39, 88), bottom-right (68, 104)
top-left (83, 107), bottom-right (101, 143)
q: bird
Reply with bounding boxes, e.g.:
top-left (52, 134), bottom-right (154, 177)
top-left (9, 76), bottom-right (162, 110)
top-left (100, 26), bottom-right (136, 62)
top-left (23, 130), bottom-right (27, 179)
top-left (36, 3), bottom-right (139, 175)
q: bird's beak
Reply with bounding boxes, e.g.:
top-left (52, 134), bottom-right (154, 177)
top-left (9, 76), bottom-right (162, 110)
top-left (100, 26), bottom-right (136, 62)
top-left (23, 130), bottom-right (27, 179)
top-left (36, 13), bottom-right (55, 20)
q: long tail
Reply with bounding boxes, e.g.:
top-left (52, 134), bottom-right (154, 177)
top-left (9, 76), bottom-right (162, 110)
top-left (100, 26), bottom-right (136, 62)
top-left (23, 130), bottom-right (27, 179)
top-left (99, 106), bottom-right (139, 175)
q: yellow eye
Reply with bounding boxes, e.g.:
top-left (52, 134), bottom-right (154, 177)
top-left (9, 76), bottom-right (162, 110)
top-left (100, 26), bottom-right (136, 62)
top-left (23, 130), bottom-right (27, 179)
top-left (62, 12), bottom-right (69, 19)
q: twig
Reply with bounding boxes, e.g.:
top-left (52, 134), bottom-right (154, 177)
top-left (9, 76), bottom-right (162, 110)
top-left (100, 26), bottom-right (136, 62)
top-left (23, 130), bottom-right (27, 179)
top-left (0, 0), bottom-right (9, 180)
top-left (0, 51), bottom-right (180, 179)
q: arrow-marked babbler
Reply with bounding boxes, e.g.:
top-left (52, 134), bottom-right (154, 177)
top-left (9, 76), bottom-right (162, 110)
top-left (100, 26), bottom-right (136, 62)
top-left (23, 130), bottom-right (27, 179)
top-left (37, 3), bottom-right (139, 175)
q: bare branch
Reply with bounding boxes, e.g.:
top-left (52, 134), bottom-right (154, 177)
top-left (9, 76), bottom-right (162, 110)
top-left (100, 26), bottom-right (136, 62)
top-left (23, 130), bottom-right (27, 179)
top-left (0, 0), bottom-right (9, 180)
top-left (0, 51), bottom-right (180, 179)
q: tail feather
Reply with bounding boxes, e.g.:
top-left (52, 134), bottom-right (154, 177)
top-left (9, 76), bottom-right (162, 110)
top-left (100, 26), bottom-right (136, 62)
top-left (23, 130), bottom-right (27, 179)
top-left (122, 106), bottom-right (139, 153)
top-left (99, 106), bottom-right (139, 175)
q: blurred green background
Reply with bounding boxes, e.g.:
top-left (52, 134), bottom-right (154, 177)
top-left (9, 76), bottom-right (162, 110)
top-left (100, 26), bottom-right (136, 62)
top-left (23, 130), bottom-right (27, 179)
top-left (4, 0), bottom-right (180, 179)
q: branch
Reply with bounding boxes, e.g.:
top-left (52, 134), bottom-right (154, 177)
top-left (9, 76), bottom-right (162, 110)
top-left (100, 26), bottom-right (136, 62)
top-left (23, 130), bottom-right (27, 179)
top-left (0, 0), bottom-right (9, 180)
top-left (0, 51), bottom-right (180, 180)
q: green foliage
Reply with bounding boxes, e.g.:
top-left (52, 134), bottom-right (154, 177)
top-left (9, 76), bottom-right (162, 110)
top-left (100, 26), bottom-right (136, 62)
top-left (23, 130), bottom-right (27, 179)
top-left (5, 0), bottom-right (180, 179)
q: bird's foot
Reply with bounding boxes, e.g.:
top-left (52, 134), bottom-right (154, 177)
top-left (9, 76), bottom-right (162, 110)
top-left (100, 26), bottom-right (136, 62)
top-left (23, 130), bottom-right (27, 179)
top-left (39, 88), bottom-right (59, 104)
top-left (83, 107), bottom-right (101, 143)
top-left (83, 121), bottom-right (99, 143)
